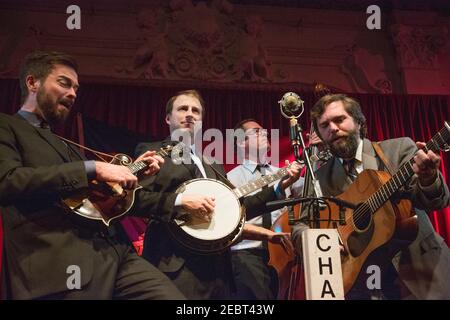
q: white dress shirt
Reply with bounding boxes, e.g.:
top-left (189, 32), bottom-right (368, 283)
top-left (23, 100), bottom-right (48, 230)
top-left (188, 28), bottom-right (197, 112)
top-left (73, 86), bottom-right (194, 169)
top-left (227, 159), bottom-right (304, 250)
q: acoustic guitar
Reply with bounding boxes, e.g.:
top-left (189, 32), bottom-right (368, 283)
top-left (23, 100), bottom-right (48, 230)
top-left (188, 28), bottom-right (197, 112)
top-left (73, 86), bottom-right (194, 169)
top-left (318, 122), bottom-right (450, 294)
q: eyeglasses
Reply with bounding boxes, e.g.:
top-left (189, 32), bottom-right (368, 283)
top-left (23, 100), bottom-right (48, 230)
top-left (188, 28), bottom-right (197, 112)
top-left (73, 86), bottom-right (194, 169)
top-left (245, 128), bottom-right (269, 137)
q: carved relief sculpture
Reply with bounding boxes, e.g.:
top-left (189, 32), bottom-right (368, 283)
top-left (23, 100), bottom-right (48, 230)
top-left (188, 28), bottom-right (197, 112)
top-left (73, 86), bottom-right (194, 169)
top-left (117, 0), bottom-right (274, 83)
top-left (390, 24), bottom-right (449, 68)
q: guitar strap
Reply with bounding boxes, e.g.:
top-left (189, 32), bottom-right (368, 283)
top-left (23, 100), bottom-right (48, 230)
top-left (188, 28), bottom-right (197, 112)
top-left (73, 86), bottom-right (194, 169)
top-left (372, 142), bottom-right (394, 175)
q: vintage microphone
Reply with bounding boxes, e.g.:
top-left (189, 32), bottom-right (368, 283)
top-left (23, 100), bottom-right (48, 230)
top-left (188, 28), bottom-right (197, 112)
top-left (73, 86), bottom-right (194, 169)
top-left (278, 92), bottom-right (327, 225)
top-left (279, 92), bottom-right (304, 160)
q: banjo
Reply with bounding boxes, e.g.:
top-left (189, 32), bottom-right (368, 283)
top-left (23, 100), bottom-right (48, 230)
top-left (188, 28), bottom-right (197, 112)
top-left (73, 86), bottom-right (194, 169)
top-left (167, 164), bottom-right (295, 254)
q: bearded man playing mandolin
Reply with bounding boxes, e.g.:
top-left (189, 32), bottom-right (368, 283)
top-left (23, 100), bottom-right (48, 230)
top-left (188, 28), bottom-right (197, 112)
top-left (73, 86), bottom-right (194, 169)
top-left (0, 51), bottom-right (185, 300)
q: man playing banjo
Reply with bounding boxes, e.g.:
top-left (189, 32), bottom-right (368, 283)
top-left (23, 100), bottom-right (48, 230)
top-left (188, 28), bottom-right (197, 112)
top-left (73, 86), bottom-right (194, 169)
top-left (134, 89), bottom-right (302, 299)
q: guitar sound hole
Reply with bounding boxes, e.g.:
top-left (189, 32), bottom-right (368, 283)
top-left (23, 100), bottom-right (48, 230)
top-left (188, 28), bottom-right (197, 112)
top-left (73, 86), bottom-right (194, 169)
top-left (352, 206), bottom-right (372, 232)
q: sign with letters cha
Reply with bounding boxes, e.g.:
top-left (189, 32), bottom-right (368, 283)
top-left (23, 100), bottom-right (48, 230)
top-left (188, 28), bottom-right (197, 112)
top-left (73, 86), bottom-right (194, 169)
top-left (302, 229), bottom-right (344, 300)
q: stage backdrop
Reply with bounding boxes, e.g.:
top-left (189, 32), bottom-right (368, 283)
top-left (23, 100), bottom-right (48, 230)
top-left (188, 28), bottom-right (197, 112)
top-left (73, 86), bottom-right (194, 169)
top-left (0, 79), bottom-right (449, 257)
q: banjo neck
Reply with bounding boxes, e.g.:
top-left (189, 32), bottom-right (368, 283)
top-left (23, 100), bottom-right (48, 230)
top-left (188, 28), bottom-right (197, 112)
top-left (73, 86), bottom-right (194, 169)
top-left (233, 164), bottom-right (291, 198)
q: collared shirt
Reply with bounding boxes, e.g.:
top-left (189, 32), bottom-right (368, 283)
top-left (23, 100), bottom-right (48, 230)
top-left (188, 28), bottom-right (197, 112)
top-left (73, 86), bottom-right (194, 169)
top-left (338, 138), bottom-right (364, 174)
top-left (174, 144), bottom-right (207, 207)
top-left (17, 110), bottom-right (96, 180)
top-left (18, 109), bottom-right (45, 127)
top-left (228, 159), bottom-right (304, 250)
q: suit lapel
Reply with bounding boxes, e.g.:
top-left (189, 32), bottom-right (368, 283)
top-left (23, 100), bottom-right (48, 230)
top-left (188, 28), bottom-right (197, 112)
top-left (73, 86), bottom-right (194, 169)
top-left (66, 143), bottom-right (85, 161)
top-left (318, 157), bottom-right (350, 196)
top-left (202, 158), bottom-right (216, 179)
top-left (162, 137), bottom-right (199, 179)
top-left (33, 127), bottom-right (71, 162)
top-left (362, 139), bottom-right (379, 170)
top-left (13, 114), bottom-right (71, 162)
top-left (331, 157), bottom-right (352, 194)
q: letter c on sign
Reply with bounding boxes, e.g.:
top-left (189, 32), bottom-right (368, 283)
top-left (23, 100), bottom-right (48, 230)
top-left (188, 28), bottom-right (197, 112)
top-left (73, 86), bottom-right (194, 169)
top-left (316, 234), bottom-right (331, 252)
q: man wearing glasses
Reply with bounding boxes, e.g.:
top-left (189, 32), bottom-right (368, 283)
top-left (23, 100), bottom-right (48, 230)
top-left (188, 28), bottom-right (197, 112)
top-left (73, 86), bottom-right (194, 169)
top-left (227, 119), bottom-right (303, 299)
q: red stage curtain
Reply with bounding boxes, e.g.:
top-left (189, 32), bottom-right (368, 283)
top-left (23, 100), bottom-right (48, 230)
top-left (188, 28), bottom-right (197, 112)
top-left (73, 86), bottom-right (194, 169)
top-left (0, 79), bottom-right (449, 247)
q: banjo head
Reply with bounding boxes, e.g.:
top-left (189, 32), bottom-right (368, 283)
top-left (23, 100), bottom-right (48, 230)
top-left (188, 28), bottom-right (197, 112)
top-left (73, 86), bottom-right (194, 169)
top-left (174, 178), bottom-right (242, 241)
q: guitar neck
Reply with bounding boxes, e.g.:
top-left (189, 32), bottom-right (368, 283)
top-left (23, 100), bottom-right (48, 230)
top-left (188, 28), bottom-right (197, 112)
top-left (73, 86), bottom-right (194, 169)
top-left (126, 147), bottom-right (172, 175)
top-left (234, 166), bottom-right (290, 198)
top-left (366, 122), bottom-right (450, 212)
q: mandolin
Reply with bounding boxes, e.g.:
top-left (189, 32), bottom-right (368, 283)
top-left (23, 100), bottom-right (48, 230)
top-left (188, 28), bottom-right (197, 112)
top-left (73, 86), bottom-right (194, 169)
top-left (62, 144), bottom-right (178, 225)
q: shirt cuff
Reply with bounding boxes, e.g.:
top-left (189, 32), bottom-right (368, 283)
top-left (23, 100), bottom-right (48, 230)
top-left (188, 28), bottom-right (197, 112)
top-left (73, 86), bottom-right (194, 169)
top-left (84, 160), bottom-right (96, 180)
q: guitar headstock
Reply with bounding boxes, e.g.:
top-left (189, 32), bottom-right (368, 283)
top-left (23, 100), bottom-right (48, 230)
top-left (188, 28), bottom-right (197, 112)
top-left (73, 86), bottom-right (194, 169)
top-left (440, 121), bottom-right (450, 152)
top-left (158, 145), bottom-right (175, 157)
top-left (427, 122), bottom-right (450, 153)
top-left (158, 142), bottom-right (187, 164)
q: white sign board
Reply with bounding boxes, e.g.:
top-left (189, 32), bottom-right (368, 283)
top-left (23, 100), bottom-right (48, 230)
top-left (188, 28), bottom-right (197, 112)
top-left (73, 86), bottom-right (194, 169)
top-left (301, 228), bottom-right (345, 300)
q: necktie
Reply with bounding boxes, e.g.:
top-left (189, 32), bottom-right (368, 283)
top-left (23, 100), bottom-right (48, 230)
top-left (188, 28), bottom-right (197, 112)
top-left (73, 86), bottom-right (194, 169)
top-left (344, 159), bottom-right (358, 181)
top-left (256, 164), bottom-right (272, 230)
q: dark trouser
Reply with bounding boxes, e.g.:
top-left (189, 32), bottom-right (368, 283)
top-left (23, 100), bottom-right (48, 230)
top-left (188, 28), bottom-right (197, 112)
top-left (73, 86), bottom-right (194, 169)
top-left (165, 251), bottom-right (234, 300)
top-left (230, 248), bottom-right (278, 300)
top-left (3, 226), bottom-right (185, 300)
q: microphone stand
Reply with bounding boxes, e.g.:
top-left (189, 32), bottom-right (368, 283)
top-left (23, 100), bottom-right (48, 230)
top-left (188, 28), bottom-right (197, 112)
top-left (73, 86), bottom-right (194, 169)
top-left (289, 117), bottom-right (325, 227)
top-left (266, 196), bottom-right (354, 226)
top-left (279, 92), bottom-right (326, 227)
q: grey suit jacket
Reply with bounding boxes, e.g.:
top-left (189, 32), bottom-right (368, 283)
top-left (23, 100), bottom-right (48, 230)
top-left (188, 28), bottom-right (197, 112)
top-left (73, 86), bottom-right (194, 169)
top-left (292, 137), bottom-right (450, 299)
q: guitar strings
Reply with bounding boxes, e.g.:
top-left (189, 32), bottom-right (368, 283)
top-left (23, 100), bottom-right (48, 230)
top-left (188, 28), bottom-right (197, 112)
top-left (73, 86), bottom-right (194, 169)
top-left (334, 130), bottom-right (447, 237)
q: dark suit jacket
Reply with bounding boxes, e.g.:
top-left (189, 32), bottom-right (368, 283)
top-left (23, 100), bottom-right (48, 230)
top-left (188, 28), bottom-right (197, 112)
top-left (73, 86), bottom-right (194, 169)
top-left (0, 113), bottom-right (98, 299)
top-left (292, 137), bottom-right (450, 299)
top-left (133, 139), bottom-right (277, 274)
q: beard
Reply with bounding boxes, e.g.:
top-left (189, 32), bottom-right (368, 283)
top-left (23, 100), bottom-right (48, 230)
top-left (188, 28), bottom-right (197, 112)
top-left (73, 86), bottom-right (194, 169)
top-left (36, 87), bottom-right (70, 126)
top-left (328, 129), bottom-right (360, 159)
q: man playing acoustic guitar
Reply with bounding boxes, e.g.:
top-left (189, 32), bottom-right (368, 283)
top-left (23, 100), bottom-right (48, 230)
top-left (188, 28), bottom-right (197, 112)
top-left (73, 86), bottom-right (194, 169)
top-left (292, 94), bottom-right (450, 299)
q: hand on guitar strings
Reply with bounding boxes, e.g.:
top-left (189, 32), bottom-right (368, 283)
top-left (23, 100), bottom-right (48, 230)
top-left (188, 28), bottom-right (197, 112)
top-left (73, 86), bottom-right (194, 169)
top-left (134, 150), bottom-right (165, 176)
top-left (279, 160), bottom-right (303, 190)
top-left (181, 193), bottom-right (216, 222)
top-left (413, 141), bottom-right (441, 187)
